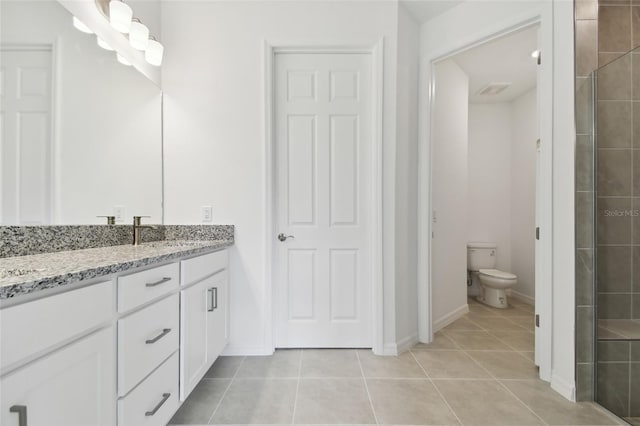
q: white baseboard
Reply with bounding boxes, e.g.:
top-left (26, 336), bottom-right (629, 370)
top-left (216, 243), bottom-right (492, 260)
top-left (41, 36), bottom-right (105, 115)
top-left (396, 334), bottom-right (418, 354)
top-left (222, 344), bottom-right (274, 356)
top-left (433, 304), bottom-right (469, 332)
top-left (510, 290), bottom-right (535, 306)
top-left (551, 371), bottom-right (576, 402)
top-left (375, 343), bottom-right (398, 356)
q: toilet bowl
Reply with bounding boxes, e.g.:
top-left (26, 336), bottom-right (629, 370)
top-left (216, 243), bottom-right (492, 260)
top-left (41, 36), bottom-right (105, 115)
top-left (467, 242), bottom-right (518, 309)
top-left (477, 268), bottom-right (518, 309)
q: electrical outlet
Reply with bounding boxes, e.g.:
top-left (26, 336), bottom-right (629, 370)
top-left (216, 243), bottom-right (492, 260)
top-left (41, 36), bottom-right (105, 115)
top-left (201, 206), bottom-right (213, 223)
top-left (114, 205), bottom-right (125, 223)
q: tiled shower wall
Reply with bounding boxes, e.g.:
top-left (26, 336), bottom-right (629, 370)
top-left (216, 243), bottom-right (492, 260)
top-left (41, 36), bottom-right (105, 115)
top-left (575, 0), bottom-right (640, 405)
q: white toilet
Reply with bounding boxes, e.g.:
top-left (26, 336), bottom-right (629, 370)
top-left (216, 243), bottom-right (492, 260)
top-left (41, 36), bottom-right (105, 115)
top-left (467, 242), bottom-right (518, 309)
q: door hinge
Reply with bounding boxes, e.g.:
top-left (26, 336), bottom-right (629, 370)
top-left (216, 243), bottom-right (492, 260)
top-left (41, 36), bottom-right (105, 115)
top-left (537, 53), bottom-right (541, 65)
top-left (535, 314), bottom-right (540, 327)
top-left (536, 227), bottom-right (540, 240)
top-left (536, 139), bottom-right (541, 150)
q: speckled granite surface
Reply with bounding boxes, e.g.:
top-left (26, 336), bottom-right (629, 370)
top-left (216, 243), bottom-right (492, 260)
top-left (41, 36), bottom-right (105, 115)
top-left (0, 225), bottom-right (234, 258)
top-left (0, 240), bottom-right (232, 300)
top-left (164, 225), bottom-right (234, 241)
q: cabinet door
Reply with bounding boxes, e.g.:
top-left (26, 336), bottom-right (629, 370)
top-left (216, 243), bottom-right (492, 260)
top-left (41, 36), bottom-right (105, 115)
top-left (180, 279), bottom-right (209, 400)
top-left (207, 271), bottom-right (229, 364)
top-left (0, 327), bottom-right (115, 426)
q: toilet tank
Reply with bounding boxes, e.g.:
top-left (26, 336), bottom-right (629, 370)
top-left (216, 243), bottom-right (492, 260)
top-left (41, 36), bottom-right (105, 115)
top-left (467, 242), bottom-right (497, 271)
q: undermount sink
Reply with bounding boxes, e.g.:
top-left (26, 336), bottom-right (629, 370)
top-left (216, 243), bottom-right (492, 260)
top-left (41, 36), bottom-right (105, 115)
top-left (0, 268), bottom-right (44, 280)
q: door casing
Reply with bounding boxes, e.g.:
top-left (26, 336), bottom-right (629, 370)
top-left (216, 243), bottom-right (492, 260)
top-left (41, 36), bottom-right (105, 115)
top-left (263, 42), bottom-right (385, 355)
top-left (418, 10), bottom-right (554, 383)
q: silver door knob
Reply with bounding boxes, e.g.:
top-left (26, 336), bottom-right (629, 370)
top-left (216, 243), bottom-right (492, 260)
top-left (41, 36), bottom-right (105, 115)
top-left (278, 233), bottom-right (295, 242)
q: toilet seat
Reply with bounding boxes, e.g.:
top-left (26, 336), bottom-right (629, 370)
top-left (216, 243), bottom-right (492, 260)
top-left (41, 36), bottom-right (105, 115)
top-left (478, 268), bottom-right (517, 280)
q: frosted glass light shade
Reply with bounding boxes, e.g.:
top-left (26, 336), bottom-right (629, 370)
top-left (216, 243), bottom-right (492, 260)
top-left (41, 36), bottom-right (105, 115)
top-left (73, 16), bottom-right (93, 34)
top-left (109, 0), bottom-right (132, 33)
top-left (145, 39), bottom-right (164, 66)
top-left (129, 20), bottom-right (149, 51)
top-left (116, 53), bottom-right (132, 66)
top-left (97, 37), bottom-right (114, 51)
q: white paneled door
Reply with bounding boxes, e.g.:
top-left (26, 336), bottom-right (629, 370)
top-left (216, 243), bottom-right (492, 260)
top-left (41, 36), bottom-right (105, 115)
top-left (0, 48), bottom-right (53, 225)
top-left (274, 52), bottom-right (373, 348)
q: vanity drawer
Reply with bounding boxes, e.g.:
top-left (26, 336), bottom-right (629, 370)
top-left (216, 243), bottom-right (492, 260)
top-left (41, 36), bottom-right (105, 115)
top-left (118, 294), bottom-right (179, 396)
top-left (1, 280), bottom-right (113, 372)
top-left (180, 249), bottom-right (228, 286)
top-left (118, 262), bottom-right (179, 312)
top-left (118, 351), bottom-right (179, 426)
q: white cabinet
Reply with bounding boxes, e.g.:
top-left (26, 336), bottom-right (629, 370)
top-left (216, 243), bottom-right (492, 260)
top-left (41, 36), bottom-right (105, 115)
top-left (1, 247), bottom-right (230, 423)
top-left (1, 281), bottom-right (113, 373)
top-left (118, 352), bottom-right (179, 426)
top-left (180, 251), bottom-right (229, 400)
top-left (0, 327), bottom-right (115, 426)
top-left (118, 293), bottom-right (179, 396)
top-left (207, 270), bottom-right (228, 365)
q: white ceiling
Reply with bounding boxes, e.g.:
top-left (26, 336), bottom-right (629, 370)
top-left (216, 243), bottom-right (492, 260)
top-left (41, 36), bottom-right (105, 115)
top-left (400, 0), bottom-right (463, 23)
top-left (452, 26), bottom-right (538, 104)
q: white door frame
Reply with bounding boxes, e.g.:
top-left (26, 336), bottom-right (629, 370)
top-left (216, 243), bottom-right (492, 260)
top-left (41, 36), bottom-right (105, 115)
top-left (263, 41), bottom-right (385, 354)
top-left (417, 7), bottom-right (553, 382)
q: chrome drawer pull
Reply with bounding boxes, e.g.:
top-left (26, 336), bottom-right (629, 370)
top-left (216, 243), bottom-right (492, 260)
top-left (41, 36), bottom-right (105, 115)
top-left (213, 287), bottom-right (218, 310)
top-left (9, 405), bottom-right (27, 426)
top-left (145, 328), bottom-right (171, 344)
top-left (145, 393), bottom-right (170, 416)
top-left (146, 277), bottom-right (172, 287)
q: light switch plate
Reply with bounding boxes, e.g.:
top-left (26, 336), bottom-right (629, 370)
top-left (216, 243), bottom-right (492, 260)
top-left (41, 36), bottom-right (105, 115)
top-left (201, 206), bottom-right (213, 223)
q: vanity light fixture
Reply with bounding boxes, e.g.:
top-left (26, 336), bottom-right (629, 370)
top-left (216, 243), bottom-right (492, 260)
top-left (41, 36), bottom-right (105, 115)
top-left (116, 53), bottom-right (132, 66)
top-left (145, 36), bottom-right (164, 66)
top-left (97, 37), bottom-right (114, 51)
top-left (129, 18), bottom-right (149, 50)
top-left (73, 16), bottom-right (93, 34)
top-left (109, 0), bottom-right (133, 33)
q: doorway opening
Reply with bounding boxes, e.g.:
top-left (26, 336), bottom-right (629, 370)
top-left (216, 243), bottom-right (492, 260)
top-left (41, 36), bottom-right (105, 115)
top-left (427, 23), bottom-right (550, 378)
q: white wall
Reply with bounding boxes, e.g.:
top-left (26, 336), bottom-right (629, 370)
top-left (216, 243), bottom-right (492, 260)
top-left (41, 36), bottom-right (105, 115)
top-left (0, 1), bottom-right (162, 225)
top-left (467, 103), bottom-right (512, 273)
top-left (394, 4), bottom-right (420, 350)
top-left (431, 59), bottom-right (469, 330)
top-left (467, 90), bottom-right (537, 300)
top-left (511, 89), bottom-right (537, 299)
top-left (161, 0), bottom-right (401, 355)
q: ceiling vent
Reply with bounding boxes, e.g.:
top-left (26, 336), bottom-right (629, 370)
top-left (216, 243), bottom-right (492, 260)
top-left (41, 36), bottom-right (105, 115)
top-left (477, 82), bottom-right (512, 96)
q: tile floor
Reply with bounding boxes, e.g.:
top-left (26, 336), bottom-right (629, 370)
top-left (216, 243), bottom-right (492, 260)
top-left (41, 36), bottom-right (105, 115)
top-left (169, 298), bottom-right (625, 425)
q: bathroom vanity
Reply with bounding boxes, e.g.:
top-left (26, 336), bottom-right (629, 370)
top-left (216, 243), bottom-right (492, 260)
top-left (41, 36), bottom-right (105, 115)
top-left (0, 237), bottom-right (232, 426)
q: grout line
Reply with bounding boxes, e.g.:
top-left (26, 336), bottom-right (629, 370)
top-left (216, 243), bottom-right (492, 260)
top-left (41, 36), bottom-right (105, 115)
top-left (290, 349), bottom-right (304, 425)
top-left (464, 350), bottom-right (549, 426)
top-left (409, 350), bottom-right (463, 426)
top-left (355, 350), bottom-right (380, 425)
top-left (207, 356), bottom-right (246, 425)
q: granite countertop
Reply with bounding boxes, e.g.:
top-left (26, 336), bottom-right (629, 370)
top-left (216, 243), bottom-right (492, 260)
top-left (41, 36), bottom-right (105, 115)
top-left (0, 240), bottom-right (232, 300)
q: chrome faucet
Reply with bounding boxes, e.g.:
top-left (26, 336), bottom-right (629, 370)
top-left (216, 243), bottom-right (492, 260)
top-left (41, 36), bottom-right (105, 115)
top-left (133, 216), bottom-right (154, 245)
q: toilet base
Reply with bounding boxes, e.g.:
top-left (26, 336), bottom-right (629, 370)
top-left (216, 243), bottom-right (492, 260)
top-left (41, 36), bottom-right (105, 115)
top-left (477, 287), bottom-right (509, 309)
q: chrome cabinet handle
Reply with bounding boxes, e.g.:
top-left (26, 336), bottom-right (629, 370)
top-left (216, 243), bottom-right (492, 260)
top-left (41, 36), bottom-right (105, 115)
top-left (146, 277), bottom-right (172, 287)
top-left (145, 328), bottom-right (171, 344)
top-left (208, 288), bottom-right (218, 312)
top-left (9, 405), bottom-right (27, 426)
top-left (145, 393), bottom-right (170, 416)
top-left (278, 233), bottom-right (295, 242)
